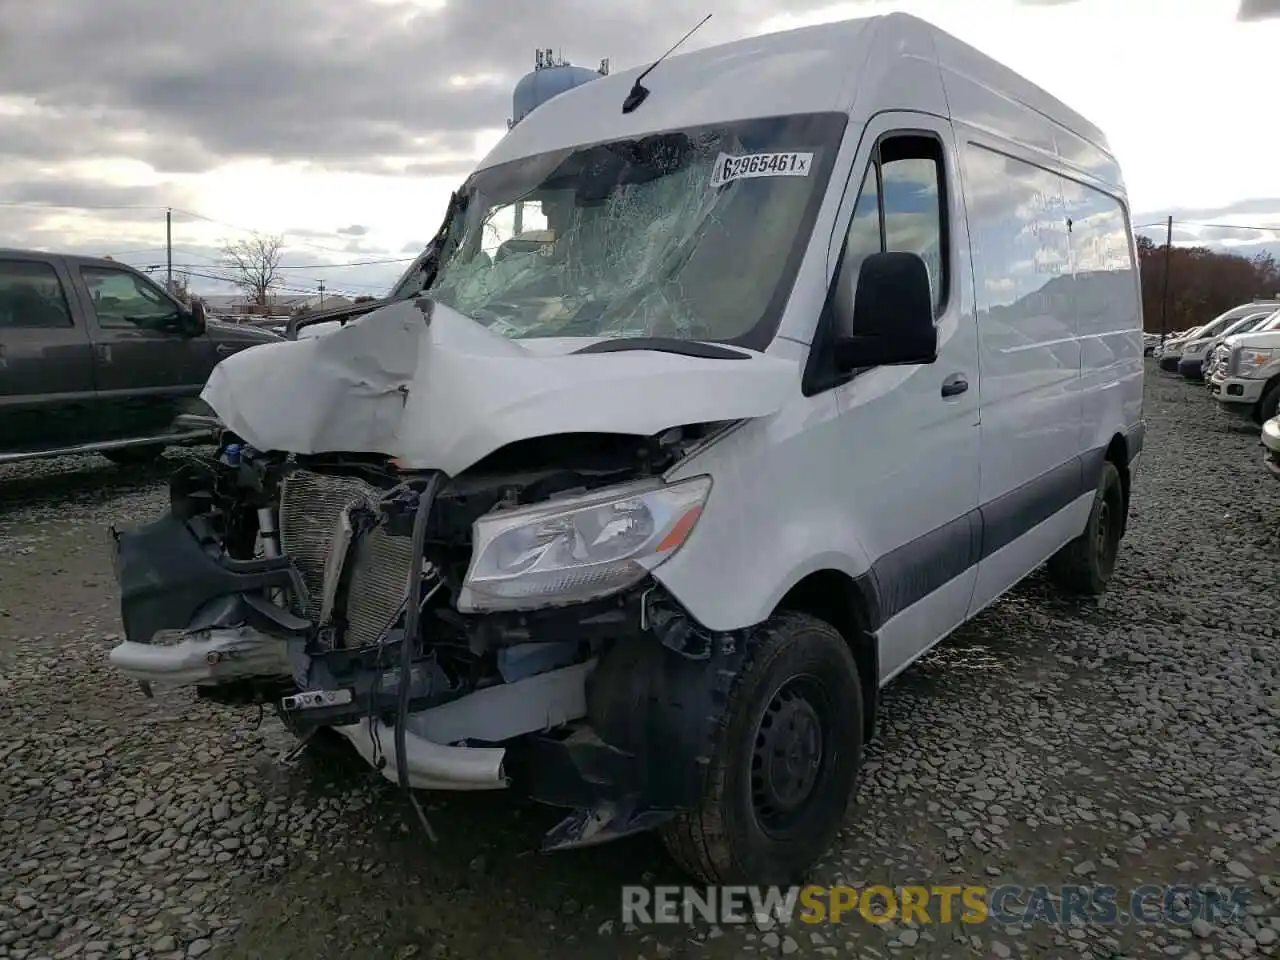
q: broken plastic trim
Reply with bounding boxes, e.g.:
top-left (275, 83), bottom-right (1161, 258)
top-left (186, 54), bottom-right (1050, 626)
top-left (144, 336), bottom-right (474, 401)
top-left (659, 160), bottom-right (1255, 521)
top-left (108, 626), bottom-right (290, 686)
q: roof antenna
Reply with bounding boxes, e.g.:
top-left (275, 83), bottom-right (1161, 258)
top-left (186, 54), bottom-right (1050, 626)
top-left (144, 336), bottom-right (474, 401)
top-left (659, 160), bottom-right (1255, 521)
top-left (622, 13), bottom-right (712, 115)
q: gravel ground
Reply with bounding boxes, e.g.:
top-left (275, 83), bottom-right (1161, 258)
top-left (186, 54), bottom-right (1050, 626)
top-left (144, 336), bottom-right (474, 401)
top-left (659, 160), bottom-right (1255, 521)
top-left (1, 365), bottom-right (1277, 960)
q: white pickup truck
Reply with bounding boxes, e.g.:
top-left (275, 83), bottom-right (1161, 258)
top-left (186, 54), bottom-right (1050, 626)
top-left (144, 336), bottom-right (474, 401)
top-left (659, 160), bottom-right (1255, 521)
top-left (1207, 311), bottom-right (1280, 426)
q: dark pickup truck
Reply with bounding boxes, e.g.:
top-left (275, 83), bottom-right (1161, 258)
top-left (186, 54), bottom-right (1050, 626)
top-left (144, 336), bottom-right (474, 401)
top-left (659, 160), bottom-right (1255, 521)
top-left (0, 249), bottom-right (280, 465)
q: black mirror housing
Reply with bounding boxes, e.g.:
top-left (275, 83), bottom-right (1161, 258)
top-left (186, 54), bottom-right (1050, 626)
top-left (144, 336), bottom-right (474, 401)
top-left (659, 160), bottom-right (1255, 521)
top-left (833, 251), bottom-right (938, 370)
top-left (184, 300), bottom-right (208, 337)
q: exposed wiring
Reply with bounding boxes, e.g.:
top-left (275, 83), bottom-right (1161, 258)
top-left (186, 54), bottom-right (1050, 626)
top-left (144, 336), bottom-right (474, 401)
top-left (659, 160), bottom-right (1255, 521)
top-left (394, 473), bottom-right (443, 844)
top-left (1134, 218), bottom-right (1280, 233)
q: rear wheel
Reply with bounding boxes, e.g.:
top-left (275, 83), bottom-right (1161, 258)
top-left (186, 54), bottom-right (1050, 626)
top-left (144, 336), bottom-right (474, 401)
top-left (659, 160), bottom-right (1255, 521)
top-left (102, 445), bottom-right (166, 466)
top-left (660, 611), bottom-right (864, 885)
top-left (1047, 461), bottom-right (1124, 596)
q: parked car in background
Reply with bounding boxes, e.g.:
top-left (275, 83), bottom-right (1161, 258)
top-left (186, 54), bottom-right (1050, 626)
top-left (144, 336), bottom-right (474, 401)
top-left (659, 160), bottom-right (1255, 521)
top-left (1154, 326), bottom-right (1202, 367)
top-left (0, 249), bottom-right (280, 464)
top-left (1263, 413), bottom-right (1280, 479)
top-left (1204, 308), bottom-right (1280, 381)
top-left (1159, 301), bottom-right (1280, 373)
top-left (1209, 309), bottom-right (1280, 425)
top-left (1184, 309), bottom-right (1277, 380)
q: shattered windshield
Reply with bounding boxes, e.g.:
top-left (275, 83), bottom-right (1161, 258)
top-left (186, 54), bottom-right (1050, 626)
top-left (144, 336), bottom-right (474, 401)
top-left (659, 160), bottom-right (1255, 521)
top-left (425, 112), bottom-right (846, 349)
top-left (389, 249), bottom-right (433, 300)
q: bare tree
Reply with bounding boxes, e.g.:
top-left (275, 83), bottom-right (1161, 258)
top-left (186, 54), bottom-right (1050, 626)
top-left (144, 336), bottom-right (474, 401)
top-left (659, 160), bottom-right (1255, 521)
top-left (168, 271), bottom-right (191, 302)
top-left (221, 233), bottom-right (285, 306)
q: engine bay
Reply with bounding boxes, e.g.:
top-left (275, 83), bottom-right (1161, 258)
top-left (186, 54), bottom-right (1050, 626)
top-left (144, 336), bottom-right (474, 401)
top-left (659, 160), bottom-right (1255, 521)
top-left (141, 422), bottom-right (730, 721)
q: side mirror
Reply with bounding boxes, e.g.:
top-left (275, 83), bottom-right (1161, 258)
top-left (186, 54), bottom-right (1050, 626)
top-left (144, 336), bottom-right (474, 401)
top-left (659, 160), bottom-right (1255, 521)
top-left (183, 300), bottom-right (208, 337)
top-left (833, 251), bottom-right (938, 370)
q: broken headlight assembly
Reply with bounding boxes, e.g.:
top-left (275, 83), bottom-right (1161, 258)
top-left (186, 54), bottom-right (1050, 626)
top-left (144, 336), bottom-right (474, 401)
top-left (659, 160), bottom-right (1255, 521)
top-left (457, 475), bottom-right (711, 612)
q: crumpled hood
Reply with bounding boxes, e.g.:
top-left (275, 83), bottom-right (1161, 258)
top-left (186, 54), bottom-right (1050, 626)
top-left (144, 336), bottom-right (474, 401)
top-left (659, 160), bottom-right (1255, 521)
top-left (200, 299), bottom-right (799, 475)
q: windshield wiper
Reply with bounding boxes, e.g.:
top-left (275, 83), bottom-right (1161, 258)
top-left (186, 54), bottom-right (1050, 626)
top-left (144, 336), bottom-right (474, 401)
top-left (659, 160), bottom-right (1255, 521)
top-left (572, 337), bottom-right (749, 360)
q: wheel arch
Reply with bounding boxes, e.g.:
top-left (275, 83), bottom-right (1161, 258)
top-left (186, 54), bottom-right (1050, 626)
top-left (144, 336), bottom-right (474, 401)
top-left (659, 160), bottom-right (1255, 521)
top-left (774, 569), bottom-right (880, 743)
top-left (1254, 372), bottom-right (1280, 424)
top-left (1104, 432), bottom-right (1131, 536)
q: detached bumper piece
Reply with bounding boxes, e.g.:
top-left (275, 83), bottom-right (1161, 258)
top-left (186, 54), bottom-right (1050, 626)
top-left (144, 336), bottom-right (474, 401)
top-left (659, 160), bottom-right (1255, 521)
top-left (109, 625), bottom-right (289, 686)
top-left (112, 512), bottom-right (308, 648)
top-left (109, 511), bottom-right (310, 686)
top-left (332, 719), bottom-right (508, 791)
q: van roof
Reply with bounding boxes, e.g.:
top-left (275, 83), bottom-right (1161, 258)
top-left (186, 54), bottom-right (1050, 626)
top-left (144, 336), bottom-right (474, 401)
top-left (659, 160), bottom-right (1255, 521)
top-left (482, 12), bottom-right (1114, 179)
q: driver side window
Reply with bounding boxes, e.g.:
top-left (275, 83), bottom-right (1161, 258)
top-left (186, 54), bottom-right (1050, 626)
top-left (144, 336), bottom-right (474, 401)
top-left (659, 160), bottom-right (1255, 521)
top-left (80, 267), bottom-right (179, 330)
top-left (836, 134), bottom-right (949, 317)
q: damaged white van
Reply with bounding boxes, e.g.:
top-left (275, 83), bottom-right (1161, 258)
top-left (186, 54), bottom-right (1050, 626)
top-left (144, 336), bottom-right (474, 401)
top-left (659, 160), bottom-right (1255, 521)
top-left (107, 11), bottom-right (1144, 884)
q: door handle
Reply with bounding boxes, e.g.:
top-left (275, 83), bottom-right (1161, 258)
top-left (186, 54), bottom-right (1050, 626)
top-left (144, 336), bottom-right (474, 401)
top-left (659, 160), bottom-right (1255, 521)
top-left (941, 373), bottom-right (968, 398)
top-left (216, 344), bottom-right (234, 355)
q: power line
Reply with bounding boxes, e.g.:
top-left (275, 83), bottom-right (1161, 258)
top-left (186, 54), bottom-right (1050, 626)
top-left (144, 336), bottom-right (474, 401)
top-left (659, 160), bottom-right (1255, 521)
top-left (163, 257), bottom-right (413, 270)
top-left (274, 257), bottom-right (415, 269)
top-left (152, 263), bottom-right (390, 291)
top-left (168, 207), bottom-right (360, 256)
top-left (169, 267), bottom-right (370, 300)
top-left (0, 200), bottom-right (170, 211)
top-left (1135, 218), bottom-right (1280, 233)
top-left (1181, 220), bottom-right (1280, 232)
top-left (108, 246), bottom-right (222, 262)
top-left (2, 198), bottom-right (389, 258)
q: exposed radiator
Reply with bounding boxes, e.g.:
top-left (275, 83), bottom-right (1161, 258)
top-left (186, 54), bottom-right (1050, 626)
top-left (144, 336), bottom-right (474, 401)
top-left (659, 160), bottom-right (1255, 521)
top-left (277, 469), bottom-right (416, 649)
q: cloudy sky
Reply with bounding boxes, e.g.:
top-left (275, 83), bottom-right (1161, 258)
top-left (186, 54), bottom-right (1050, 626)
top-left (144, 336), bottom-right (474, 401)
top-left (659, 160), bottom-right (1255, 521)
top-left (2, 0), bottom-right (1278, 299)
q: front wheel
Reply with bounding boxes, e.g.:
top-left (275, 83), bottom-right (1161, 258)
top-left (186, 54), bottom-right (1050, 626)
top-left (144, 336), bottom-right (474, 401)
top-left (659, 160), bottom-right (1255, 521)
top-left (1254, 382), bottom-right (1280, 426)
top-left (1047, 460), bottom-right (1125, 596)
top-left (660, 611), bottom-right (864, 885)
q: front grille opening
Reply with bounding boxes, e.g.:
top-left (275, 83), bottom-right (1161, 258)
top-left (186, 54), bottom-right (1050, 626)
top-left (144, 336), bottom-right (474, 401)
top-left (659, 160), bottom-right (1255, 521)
top-left (277, 469), bottom-right (417, 649)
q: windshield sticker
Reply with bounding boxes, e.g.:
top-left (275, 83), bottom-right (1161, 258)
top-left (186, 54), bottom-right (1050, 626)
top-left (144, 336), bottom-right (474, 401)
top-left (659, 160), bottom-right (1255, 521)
top-left (709, 151), bottom-right (814, 188)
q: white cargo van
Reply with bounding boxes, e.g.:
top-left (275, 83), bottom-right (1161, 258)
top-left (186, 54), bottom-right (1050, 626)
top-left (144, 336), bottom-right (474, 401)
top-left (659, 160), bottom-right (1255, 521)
top-left (106, 12), bottom-right (1144, 884)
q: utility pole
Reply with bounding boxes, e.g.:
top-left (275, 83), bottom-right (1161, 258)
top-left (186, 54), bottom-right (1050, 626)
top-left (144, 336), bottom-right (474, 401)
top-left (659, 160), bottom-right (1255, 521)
top-left (317, 280), bottom-right (325, 310)
top-left (1159, 214), bottom-right (1173, 346)
top-left (166, 208), bottom-right (173, 293)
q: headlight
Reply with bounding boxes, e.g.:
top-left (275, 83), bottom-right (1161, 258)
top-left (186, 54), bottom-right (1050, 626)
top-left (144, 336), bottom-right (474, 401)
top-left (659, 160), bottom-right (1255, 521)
top-left (457, 476), bottom-right (712, 612)
top-left (1235, 347), bottom-right (1274, 377)
top-left (1183, 340), bottom-right (1209, 357)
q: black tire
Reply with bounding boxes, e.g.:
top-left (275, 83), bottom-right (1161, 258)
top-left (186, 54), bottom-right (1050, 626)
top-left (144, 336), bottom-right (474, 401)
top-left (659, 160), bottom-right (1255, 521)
top-left (102, 445), bottom-right (166, 466)
top-left (1255, 382), bottom-right (1280, 426)
top-left (660, 610), bottom-right (864, 885)
top-left (1047, 461), bottom-right (1124, 596)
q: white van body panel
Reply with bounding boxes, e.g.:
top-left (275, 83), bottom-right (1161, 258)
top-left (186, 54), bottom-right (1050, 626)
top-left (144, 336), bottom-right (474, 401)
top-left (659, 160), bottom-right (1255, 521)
top-left (659, 14), bottom-right (1141, 672)
top-left (480, 19), bottom-right (872, 171)
top-left (658, 106), bottom-right (983, 664)
top-left (203, 13), bottom-right (1143, 694)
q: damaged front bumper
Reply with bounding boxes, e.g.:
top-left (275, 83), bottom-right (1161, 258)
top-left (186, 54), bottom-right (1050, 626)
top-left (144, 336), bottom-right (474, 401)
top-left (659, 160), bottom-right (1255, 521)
top-left (333, 719), bottom-right (507, 791)
top-left (107, 502), bottom-right (741, 851)
top-left (109, 625), bottom-right (290, 686)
